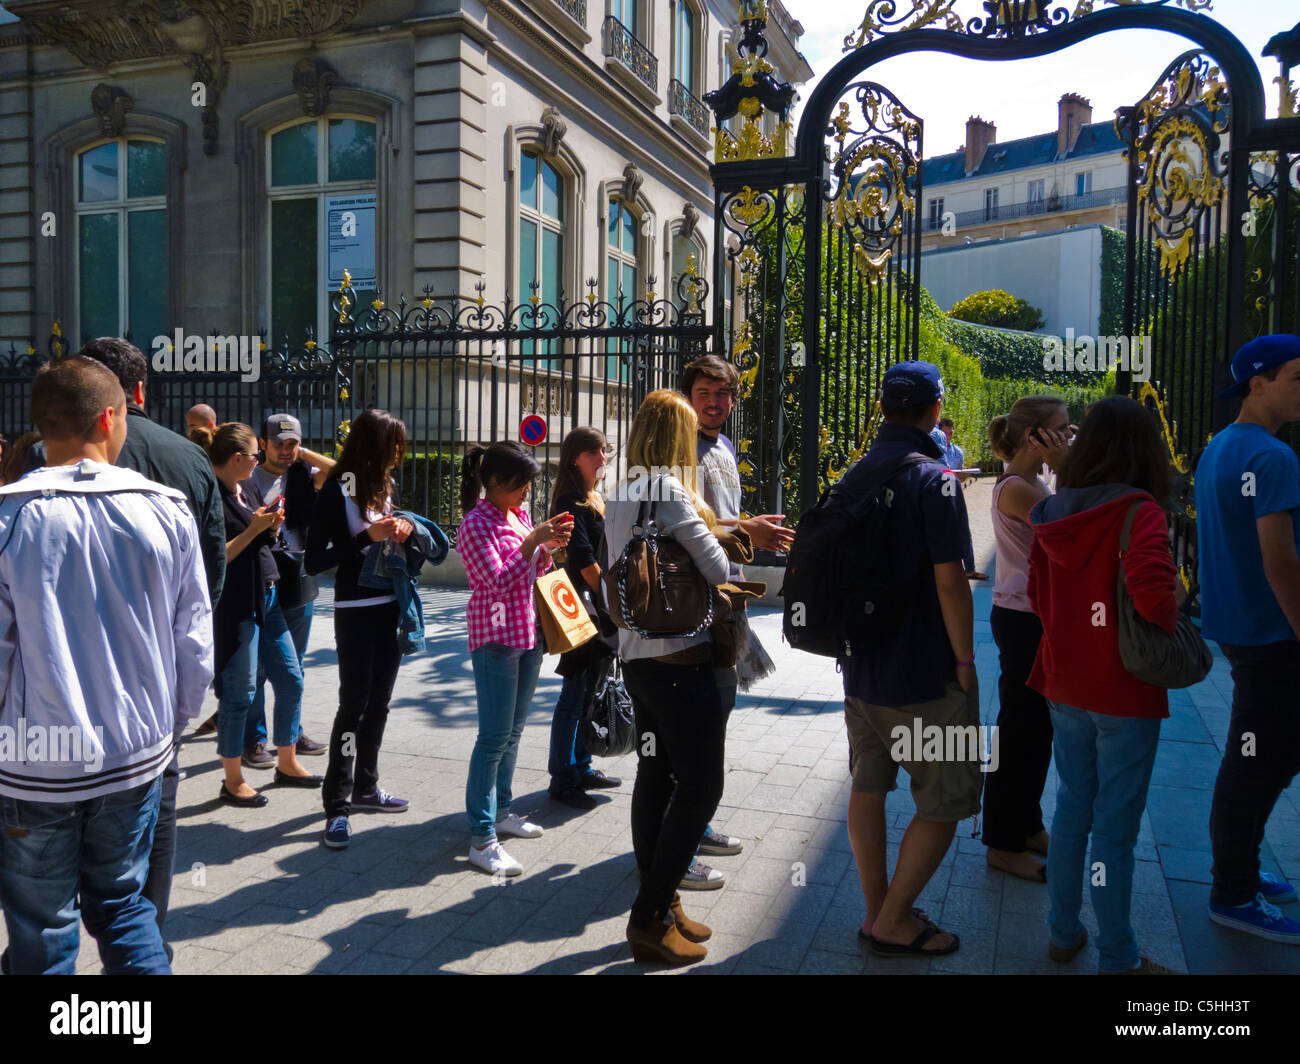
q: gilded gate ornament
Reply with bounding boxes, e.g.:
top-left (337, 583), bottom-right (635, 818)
top-left (844, 0), bottom-right (1214, 51)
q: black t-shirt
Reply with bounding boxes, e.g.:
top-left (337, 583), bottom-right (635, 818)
top-left (553, 490), bottom-right (617, 671)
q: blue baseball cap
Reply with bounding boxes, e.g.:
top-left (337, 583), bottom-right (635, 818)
top-left (1218, 334), bottom-right (1300, 400)
top-left (882, 360), bottom-right (945, 410)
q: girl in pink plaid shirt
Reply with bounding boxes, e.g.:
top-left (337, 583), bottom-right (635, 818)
top-left (459, 441), bottom-right (572, 877)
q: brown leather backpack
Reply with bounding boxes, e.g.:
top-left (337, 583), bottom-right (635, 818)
top-left (605, 496), bottom-right (714, 639)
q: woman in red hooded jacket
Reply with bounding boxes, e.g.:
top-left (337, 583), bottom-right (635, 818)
top-left (1026, 396), bottom-right (1179, 975)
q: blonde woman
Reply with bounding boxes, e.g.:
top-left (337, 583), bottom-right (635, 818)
top-left (606, 389), bottom-right (729, 968)
top-left (983, 397), bottom-right (1072, 882)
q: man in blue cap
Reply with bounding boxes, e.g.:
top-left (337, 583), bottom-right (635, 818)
top-left (1196, 334), bottom-right (1300, 944)
top-left (838, 359), bottom-right (980, 958)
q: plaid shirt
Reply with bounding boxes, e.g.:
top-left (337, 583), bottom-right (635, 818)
top-left (459, 498), bottom-right (552, 652)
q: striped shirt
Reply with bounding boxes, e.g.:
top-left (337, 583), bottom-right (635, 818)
top-left (459, 498), bottom-right (552, 652)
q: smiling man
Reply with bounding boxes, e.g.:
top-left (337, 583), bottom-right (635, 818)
top-left (1196, 334), bottom-right (1300, 945)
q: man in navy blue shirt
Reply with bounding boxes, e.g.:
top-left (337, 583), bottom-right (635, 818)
top-left (841, 361), bottom-right (981, 959)
top-left (1196, 334), bottom-right (1300, 945)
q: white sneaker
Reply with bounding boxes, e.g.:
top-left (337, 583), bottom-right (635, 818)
top-left (495, 812), bottom-right (544, 839)
top-left (468, 841), bottom-right (523, 876)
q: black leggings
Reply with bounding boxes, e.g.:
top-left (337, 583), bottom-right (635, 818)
top-left (983, 606), bottom-right (1053, 852)
top-left (623, 657), bottom-right (727, 926)
top-left (323, 602), bottom-right (403, 819)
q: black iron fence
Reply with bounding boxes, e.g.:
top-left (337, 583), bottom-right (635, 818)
top-left (1, 271), bottom-right (711, 541)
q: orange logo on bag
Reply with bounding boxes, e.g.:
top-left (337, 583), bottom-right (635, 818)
top-left (551, 580), bottom-right (580, 620)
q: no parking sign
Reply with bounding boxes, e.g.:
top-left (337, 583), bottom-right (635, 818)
top-left (520, 415), bottom-right (547, 446)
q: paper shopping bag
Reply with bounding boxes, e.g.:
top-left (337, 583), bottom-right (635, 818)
top-left (534, 569), bottom-right (599, 655)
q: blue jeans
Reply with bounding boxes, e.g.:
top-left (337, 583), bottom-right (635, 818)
top-left (548, 669), bottom-right (597, 792)
top-left (247, 600), bottom-right (314, 747)
top-left (217, 588), bottom-right (304, 759)
top-left (0, 776), bottom-right (170, 974)
top-left (1047, 700), bottom-right (1161, 973)
top-left (467, 643), bottom-right (544, 845)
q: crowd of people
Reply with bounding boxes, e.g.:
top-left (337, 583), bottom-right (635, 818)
top-left (0, 333), bottom-right (1297, 974)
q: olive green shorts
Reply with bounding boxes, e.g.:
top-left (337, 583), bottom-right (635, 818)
top-left (844, 681), bottom-right (984, 822)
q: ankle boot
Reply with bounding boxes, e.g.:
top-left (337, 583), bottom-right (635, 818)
top-left (626, 912), bottom-right (708, 967)
top-left (670, 892), bottom-right (712, 943)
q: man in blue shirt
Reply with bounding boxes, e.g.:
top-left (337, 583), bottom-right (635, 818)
top-left (933, 417), bottom-right (986, 580)
top-left (1196, 333), bottom-right (1300, 945)
top-left (841, 361), bottom-right (980, 959)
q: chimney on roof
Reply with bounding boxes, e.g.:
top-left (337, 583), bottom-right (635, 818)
top-left (965, 116), bottom-right (995, 176)
top-left (1058, 93), bottom-right (1092, 156)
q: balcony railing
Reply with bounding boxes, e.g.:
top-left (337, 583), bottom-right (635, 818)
top-left (669, 78), bottom-right (709, 138)
top-left (553, 0), bottom-right (586, 25)
top-left (602, 16), bottom-right (657, 92)
top-left (931, 185), bottom-right (1130, 230)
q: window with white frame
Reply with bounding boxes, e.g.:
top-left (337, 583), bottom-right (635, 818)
top-left (267, 116), bottom-right (377, 347)
top-left (984, 187), bottom-right (999, 221)
top-left (1027, 179), bottom-right (1045, 210)
top-left (611, 0), bottom-right (641, 36)
top-left (519, 150), bottom-right (566, 364)
top-left (928, 197), bottom-right (944, 230)
top-left (75, 138), bottom-right (168, 345)
top-left (674, 0), bottom-right (698, 95)
top-left (1075, 171), bottom-right (1093, 197)
top-left (605, 197), bottom-right (641, 378)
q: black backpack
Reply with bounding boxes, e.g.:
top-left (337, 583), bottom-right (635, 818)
top-left (781, 452), bottom-right (929, 659)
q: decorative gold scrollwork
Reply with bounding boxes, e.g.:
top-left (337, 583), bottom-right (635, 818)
top-left (1130, 55), bottom-right (1230, 280)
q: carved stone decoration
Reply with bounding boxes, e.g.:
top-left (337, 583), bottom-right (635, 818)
top-left (10, 1), bottom-right (371, 71)
top-left (181, 42), bottom-right (228, 156)
top-left (294, 57), bottom-right (342, 117)
top-left (680, 202), bottom-right (700, 242)
top-left (540, 106), bottom-right (568, 156)
top-left (622, 161), bottom-right (644, 203)
top-left (90, 84), bottom-right (133, 137)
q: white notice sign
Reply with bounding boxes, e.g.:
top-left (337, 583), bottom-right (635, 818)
top-left (326, 193), bottom-right (377, 289)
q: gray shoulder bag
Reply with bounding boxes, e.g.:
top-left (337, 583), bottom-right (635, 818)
top-left (1115, 501), bottom-right (1212, 689)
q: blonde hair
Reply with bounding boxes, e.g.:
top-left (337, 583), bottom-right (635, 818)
top-left (626, 388), bottom-right (715, 529)
top-left (988, 395), bottom-right (1067, 463)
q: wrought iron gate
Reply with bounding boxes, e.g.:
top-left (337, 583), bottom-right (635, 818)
top-left (707, 0), bottom-right (1300, 580)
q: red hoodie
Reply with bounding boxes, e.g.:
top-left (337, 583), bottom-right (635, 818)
top-left (1027, 486), bottom-right (1178, 719)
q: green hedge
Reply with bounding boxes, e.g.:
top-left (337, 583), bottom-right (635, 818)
top-left (949, 288), bottom-right (1045, 331)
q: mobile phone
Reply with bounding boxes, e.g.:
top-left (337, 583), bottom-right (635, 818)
top-left (267, 495), bottom-right (283, 510)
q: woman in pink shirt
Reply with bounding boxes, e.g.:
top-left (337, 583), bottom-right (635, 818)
top-left (984, 397), bottom-right (1072, 883)
top-left (458, 441), bottom-right (572, 877)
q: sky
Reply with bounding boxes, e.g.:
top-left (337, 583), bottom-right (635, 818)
top-left (780, 0), bottom-right (1296, 155)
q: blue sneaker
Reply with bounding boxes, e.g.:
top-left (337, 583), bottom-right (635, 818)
top-left (1259, 872), bottom-right (1298, 904)
top-left (352, 788), bottom-right (409, 814)
top-left (323, 816), bottom-right (351, 849)
top-left (1209, 892), bottom-right (1300, 943)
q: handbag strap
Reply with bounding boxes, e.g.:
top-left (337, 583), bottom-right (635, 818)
top-left (1118, 499), bottom-right (1143, 556)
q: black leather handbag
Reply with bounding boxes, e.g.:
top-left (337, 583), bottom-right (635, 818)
top-left (582, 659), bottom-right (636, 757)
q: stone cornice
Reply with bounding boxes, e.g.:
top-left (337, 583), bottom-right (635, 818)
top-left (5, 0), bottom-right (371, 70)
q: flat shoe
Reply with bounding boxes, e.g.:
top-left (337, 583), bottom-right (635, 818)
top-left (219, 784), bottom-right (268, 808)
top-left (1049, 926), bottom-right (1088, 962)
top-left (274, 769), bottom-right (324, 788)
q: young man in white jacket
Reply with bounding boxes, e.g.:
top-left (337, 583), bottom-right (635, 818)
top-left (0, 357), bottom-right (213, 974)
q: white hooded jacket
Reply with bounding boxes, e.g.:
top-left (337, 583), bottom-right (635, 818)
top-left (0, 460), bottom-right (214, 801)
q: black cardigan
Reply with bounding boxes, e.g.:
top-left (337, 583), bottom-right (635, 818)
top-left (305, 477), bottom-right (378, 604)
top-left (213, 481), bottom-right (279, 689)
top-left (552, 490), bottom-right (618, 676)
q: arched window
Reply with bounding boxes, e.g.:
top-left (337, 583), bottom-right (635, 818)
top-left (519, 150), bottom-right (566, 363)
top-left (75, 138), bottom-right (168, 344)
top-left (266, 115), bottom-right (377, 346)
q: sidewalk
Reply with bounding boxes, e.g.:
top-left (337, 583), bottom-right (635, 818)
top-left (7, 481), bottom-right (1296, 974)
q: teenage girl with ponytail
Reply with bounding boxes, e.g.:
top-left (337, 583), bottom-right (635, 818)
top-left (458, 442), bottom-right (573, 877)
top-left (983, 397), bottom-right (1072, 882)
